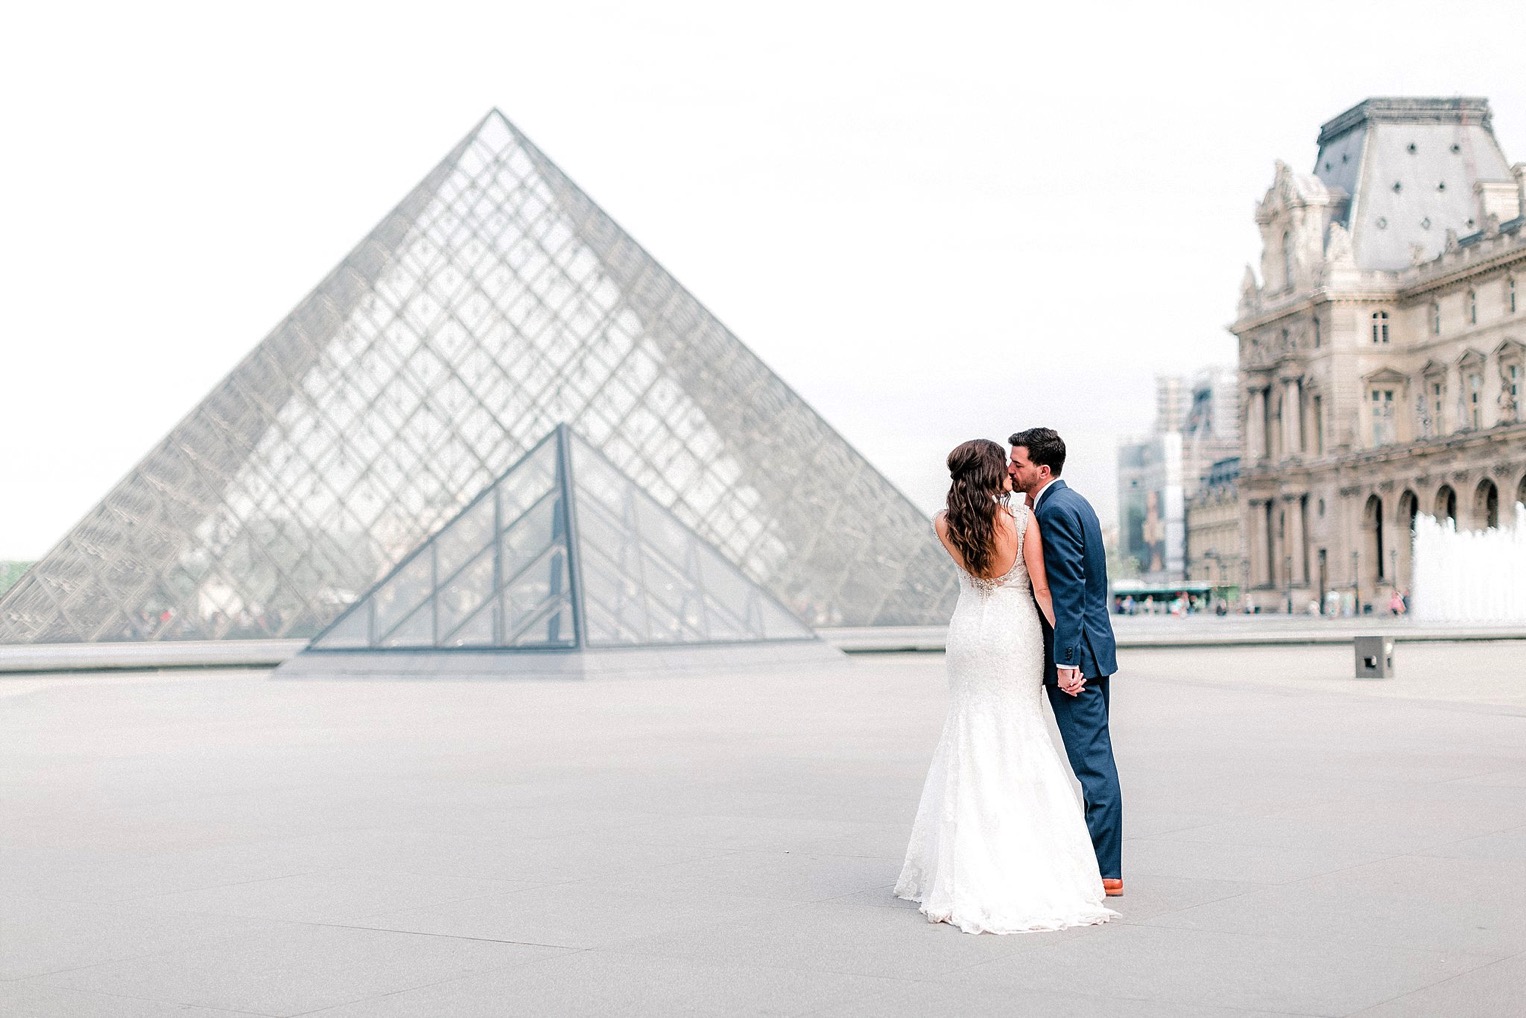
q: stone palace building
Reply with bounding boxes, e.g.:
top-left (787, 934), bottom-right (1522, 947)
top-left (1234, 97), bottom-right (1525, 612)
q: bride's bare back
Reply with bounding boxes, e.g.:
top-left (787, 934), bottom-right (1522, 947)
top-left (934, 504), bottom-right (1054, 627)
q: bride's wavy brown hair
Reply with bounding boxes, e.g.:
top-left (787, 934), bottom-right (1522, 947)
top-left (944, 439), bottom-right (1009, 575)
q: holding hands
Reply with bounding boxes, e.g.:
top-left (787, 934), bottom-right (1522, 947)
top-left (1057, 666), bottom-right (1086, 697)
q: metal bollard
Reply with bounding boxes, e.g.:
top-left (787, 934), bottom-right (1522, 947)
top-left (1354, 636), bottom-right (1395, 678)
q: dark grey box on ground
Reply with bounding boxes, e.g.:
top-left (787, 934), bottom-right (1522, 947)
top-left (1355, 636), bottom-right (1395, 678)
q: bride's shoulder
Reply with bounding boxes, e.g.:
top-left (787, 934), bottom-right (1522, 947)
top-left (1001, 500), bottom-right (1029, 523)
top-left (1006, 500), bottom-right (1032, 536)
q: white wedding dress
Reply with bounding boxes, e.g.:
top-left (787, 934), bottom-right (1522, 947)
top-left (895, 504), bottom-right (1117, 934)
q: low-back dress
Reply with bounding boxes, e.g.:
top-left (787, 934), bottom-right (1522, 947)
top-left (894, 503), bottom-right (1117, 933)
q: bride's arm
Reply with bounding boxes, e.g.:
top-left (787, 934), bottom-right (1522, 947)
top-left (1024, 513), bottom-right (1056, 629)
top-left (933, 511), bottom-right (963, 569)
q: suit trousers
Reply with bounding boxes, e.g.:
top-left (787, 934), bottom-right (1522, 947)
top-left (1046, 676), bottom-right (1123, 880)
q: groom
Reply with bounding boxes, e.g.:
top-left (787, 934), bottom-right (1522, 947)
top-left (1008, 428), bottom-right (1124, 896)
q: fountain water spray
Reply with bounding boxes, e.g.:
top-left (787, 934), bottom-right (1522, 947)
top-left (1411, 504), bottom-right (1526, 622)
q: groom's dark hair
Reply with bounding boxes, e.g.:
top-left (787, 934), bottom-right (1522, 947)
top-left (1009, 428), bottom-right (1066, 477)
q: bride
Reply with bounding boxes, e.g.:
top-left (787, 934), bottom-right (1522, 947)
top-left (894, 439), bottom-right (1116, 934)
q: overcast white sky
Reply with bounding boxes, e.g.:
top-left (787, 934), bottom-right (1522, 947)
top-left (1, 1), bottom-right (1523, 561)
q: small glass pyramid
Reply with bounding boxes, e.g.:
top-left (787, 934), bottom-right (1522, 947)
top-left (309, 425), bottom-right (814, 653)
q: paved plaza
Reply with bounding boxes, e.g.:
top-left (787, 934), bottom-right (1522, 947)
top-left (4, 641), bottom-right (1526, 1016)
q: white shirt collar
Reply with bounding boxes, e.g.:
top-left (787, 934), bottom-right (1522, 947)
top-left (1031, 478), bottom-right (1060, 511)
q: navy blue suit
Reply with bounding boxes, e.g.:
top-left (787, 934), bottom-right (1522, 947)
top-left (1032, 479), bottom-right (1123, 880)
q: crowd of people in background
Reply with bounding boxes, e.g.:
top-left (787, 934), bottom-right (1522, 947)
top-left (1114, 593), bottom-right (1204, 617)
top-left (1113, 590), bottom-right (1412, 618)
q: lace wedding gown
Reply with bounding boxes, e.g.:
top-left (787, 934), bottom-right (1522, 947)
top-left (895, 504), bottom-right (1117, 934)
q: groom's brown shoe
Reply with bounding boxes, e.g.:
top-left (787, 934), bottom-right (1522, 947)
top-left (1102, 879), bottom-right (1124, 897)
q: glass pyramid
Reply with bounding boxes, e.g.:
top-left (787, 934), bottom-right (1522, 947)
top-left (0, 110), bottom-right (956, 644)
top-left (309, 424), bottom-right (815, 654)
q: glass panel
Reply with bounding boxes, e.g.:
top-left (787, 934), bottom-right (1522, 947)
top-left (699, 595), bottom-right (751, 642)
top-left (371, 554), bottom-right (433, 637)
top-left (496, 439), bottom-right (560, 520)
top-left (437, 548), bottom-right (496, 638)
top-left (574, 497), bottom-right (640, 573)
top-left (443, 599), bottom-right (495, 647)
top-left (509, 598), bottom-right (574, 647)
top-left (380, 602), bottom-right (434, 647)
top-left (313, 604), bottom-right (369, 648)
top-left (578, 543), bottom-right (649, 645)
top-left (692, 545), bottom-right (763, 635)
top-left (502, 546), bottom-right (572, 645)
top-left (758, 598), bottom-right (813, 640)
top-left (567, 441), bottom-right (627, 517)
top-left (434, 494), bottom-right (496, 580)
top-left (501, 496), bottom-right (563, 575)
top-left (634, 498), bottom-right (693, 569)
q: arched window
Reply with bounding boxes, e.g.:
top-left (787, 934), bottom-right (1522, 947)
top-left (1399, 490), bottom-right (1419, 533)
top-left (1313, 315), bottom-right (1322, 348)
top-left (1371, 311), bottom-right (1389, 344)
top-left (1364, 495), bottom-right (1386, 582)
top-left (1431, 302), bottom-right (1442, 335)
top-left (1468, 290), bottom-right (1477, 325)
top-left (1476, 479), bottom-right (1500, 529)
top-left (1397, 490), bottom-right (1419, 588)
top-left (1435, 485), bottom-right (1457, 524)
top-left (1282, 231), bottom-right (1293, 288)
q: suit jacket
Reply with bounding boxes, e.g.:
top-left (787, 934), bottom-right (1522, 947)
top-left (1032, 480), bottom-right (1119, 682)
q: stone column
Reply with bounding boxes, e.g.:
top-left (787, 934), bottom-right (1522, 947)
top-left (1247, 500), bottom-right (1266, 585)
top-left (1287, 495), bottom-right (1308, 586)
top-left (1248, 388), bottom-right (1267, 461)
top-left (1271, 502), bottom-right (1285, 589)
top-left (1283, 378), bottom-right (1304, 455)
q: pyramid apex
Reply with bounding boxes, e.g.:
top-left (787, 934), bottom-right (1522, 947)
top-left (457, 108), bottom-right (521, 151)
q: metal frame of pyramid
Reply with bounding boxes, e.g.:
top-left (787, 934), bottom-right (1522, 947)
top-left (0, 110), bottom-right (957, 644)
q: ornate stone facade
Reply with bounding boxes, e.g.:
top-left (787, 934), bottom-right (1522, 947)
top-left (1234, 97), bottom-right (1526, 612)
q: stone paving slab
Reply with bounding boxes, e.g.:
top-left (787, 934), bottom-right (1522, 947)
top-left (34, 924), bottom-right (567, 1016)
top-left (306, 950), bottom-right (898, 1018)
top-left (1348, 952), bottom-right (1526, 1017)
top-left (0, 981), bottom-right (241, 1017)
top-left (3, 641), bottom-right (1526, 1015)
